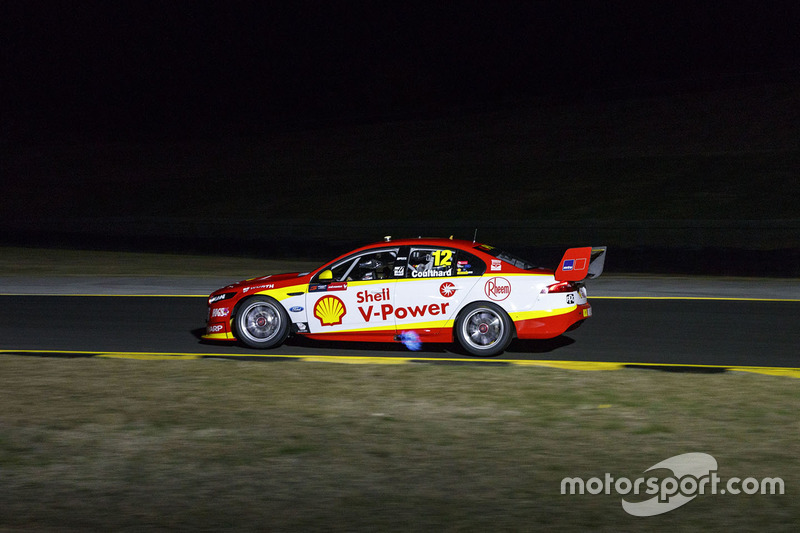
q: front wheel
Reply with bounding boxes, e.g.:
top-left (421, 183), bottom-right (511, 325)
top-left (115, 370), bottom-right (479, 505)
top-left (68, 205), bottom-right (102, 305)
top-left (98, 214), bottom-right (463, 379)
top-left (455, 302), bottom-right (514, 357)
top-left (234, 296), bottom-right (290, 349)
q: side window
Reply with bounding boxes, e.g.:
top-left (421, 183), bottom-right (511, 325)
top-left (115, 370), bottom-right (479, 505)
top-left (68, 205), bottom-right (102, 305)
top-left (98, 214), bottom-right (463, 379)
top-left (407, 248), bottom-right (456, 278)
top-left (311, 249), bottom-right (399, 283)
top-left (349, 250), bottom-right (398, 281)
top-left (311, 257), bottom-right (355, 283)
top-left (329, 258), bottom-right (358, 282)
top-left (455, 250), bottom-right (486, 276)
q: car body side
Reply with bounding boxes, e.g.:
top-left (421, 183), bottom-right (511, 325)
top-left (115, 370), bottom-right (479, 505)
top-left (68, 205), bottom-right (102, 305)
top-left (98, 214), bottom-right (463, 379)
top-left (203, 238), bottom-right (594, 348)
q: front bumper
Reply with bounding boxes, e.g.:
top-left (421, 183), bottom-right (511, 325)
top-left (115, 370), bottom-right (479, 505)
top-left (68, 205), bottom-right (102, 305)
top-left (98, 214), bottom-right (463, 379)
top-left (203, 305), bottom-right (236, 341)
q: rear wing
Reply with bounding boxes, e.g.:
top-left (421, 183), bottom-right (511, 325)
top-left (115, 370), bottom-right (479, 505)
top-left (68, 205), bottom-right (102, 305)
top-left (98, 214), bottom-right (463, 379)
top-left (555, 246), bottom-right (607, 281)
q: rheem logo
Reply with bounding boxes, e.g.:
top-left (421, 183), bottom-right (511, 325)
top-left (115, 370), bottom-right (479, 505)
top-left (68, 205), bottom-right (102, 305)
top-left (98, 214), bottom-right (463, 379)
top-left (484, 277), bottom-right (511, 301)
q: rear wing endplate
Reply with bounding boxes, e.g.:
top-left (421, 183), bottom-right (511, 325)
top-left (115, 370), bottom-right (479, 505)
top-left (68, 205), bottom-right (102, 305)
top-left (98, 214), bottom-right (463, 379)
top-left (555, 246), bottom-right (607, 281)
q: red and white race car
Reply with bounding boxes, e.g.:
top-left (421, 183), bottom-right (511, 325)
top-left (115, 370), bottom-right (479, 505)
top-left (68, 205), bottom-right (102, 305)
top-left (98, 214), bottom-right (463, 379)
top-left (203, 237), bottom-right (606, 356)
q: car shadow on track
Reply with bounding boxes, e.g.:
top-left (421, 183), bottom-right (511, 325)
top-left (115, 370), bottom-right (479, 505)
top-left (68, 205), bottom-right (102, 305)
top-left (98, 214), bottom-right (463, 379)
top-left (285, 336), bottom-right (452, 355)
top-left (505, 336), bottom-right (576, 354)
top-left (192, 327), bottom-right (576, 358)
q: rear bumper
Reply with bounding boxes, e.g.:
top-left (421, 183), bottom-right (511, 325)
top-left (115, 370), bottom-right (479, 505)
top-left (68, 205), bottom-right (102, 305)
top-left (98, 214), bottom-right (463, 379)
top-left (513, 303), bottom-right (591, 339)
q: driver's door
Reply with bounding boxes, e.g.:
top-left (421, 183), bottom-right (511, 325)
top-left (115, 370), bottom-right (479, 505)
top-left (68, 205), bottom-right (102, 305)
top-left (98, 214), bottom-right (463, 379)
top-left (306, 248), bottom-right (400, 340)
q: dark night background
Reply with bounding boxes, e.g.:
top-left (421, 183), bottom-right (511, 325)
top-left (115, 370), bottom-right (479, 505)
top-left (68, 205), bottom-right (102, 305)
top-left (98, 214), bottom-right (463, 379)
top-left (2, 1), bottom-right (800, 274)
top-left (4, 1), bottom-right (800, 139)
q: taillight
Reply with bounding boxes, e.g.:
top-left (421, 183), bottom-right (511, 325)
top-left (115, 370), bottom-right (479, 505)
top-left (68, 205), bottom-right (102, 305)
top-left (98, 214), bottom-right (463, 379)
top-left (541, 281), bottom-right (576, 294)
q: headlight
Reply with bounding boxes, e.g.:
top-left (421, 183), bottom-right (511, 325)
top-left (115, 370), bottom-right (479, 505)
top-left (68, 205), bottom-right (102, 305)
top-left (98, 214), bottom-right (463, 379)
top-left (208, 292), bottom-right (236, 305)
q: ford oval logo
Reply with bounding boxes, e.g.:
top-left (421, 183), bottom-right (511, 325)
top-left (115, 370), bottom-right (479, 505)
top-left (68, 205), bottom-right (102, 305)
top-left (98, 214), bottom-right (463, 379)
top-left (289, 306), bottom-right (304, 313)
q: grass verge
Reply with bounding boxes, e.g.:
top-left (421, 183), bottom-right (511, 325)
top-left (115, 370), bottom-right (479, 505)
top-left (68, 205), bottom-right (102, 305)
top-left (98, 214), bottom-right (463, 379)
top-left (1, 356), bottom-right (797, 531)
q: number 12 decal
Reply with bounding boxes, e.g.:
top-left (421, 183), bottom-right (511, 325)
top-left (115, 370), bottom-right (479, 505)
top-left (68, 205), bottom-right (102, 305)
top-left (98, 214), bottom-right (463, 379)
top-left (432, 250), bottom-right (453, 267)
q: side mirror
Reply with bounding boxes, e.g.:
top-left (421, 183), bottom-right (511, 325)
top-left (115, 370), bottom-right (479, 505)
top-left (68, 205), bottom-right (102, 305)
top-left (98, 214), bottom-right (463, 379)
top-left (318, 269), bottom-right (333, 281)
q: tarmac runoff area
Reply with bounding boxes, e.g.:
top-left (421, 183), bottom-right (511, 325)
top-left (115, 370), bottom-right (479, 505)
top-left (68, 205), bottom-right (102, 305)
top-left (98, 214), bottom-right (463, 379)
top-left (0, 275), bottom-right (798, 300)
top-left (1, 274), bottom-right (798, 376)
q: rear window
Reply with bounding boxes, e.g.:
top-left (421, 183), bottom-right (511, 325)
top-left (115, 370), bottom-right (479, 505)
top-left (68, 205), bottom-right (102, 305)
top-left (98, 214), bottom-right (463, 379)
top-left (474, 244), bottom-right (539, 270)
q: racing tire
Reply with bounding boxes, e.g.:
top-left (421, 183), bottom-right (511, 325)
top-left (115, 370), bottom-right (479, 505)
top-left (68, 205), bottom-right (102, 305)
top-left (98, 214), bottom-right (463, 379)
top-left (233, 296), bottom-right (290, 349)
top-left (455, 302), bottom-right (514, 357)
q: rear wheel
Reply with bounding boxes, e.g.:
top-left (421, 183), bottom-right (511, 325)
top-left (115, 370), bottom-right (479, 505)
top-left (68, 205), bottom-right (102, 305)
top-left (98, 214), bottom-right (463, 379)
top-left (234, 296), bottom-right (290, 349)
top-left (455, 302), bottom-right (513, 357)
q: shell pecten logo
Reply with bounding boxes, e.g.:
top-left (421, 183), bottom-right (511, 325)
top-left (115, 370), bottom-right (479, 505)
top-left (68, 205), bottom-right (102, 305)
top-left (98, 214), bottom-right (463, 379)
top-left (313, 295), bottom-right (347, 326)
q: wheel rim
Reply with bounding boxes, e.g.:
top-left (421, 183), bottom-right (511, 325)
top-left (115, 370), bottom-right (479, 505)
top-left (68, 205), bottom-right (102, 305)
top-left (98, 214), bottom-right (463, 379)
top-left (240, 301), bottom-right (282, 343)
top-left (462, 308), bottom-right (504, 350)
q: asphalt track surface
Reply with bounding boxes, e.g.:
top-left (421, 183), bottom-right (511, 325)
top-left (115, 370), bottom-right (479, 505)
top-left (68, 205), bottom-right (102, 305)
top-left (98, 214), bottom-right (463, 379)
top-left (1, 288), bottom-right (798, 369)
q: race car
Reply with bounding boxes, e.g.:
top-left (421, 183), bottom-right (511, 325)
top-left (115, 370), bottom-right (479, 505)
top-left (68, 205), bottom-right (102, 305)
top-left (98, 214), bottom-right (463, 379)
top-left (203, 237), bottom-right (606, 356)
